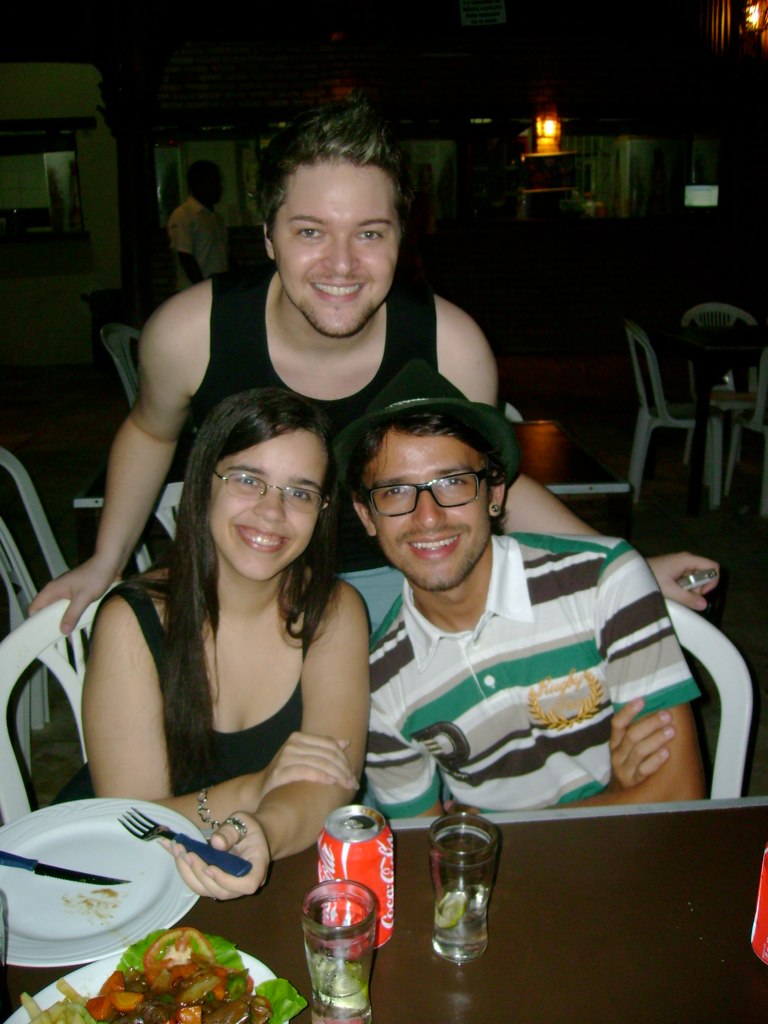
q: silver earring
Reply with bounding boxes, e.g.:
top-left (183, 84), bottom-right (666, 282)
top-left (489, 503), bottom-right (501, 516)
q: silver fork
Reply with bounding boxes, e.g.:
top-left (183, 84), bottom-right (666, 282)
top-left (118, 808), bottom-right (251, 877)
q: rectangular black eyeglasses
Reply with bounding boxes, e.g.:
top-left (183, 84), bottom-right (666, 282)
top-left (367, 468), bottom-right (488, 517)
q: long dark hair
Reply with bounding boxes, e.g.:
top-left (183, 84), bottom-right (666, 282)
top-left (139, 388), bottom-right (338, 793)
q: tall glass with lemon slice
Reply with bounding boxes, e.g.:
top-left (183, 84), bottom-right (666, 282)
top-left (428, 813), bottom-right (500, 963)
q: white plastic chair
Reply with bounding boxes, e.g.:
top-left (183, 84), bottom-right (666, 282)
top-left (133, 481), bottom-right (184, 572)
top-left (0, 446), bottom-right (70, 757)
top-left (681, 303), bottom-right (759, 413)
top-left (0, 596), bottom-right (104, 823)
top-left (667, 600), bottom-right (753, 798)
top-left (100, 322), bottom-right (140, 407)
top-left (724, 345), bottom-right (768, 516)
top-left (0, 516), bottom-right (43, 770)
top-left (625, 319), bottom-right (723, 507)
top-left (0, 447), bottom-right (68, 583)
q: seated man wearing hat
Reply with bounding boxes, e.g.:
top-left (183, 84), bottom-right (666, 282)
top-left (335, 361), bottom-right (705, 815)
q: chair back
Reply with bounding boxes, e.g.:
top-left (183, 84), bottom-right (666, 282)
top-left (681, 303), bottom-right (757, 329)
top-left (0, 447), bottom-right (68, 582)
top-left (667, 600), bottom-right (753, 798)
top-left (745, 345), bottom-right (768, 427)
top-left (134, 482), bottom-right (184, 572)
top-left (0, 596), bottom-right (103, 824)
top-left (0, 516), bottom-right (36, 628)
top-left (100, 322), bottom-right (140, 407)
top-left (625, 319), bottom-right (673, 420)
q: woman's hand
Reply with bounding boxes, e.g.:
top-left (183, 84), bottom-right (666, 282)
top-left (608, 698), bottom-right (675, 791)
top-left (257, 731), bottom-right (359, 804)
top-left (646, 551), bottom-right (719, 611)
top-left (164, 813), bottom-right (270, 900)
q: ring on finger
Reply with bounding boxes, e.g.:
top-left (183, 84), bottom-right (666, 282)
top-left (223, 815), bottom-right (248, 840)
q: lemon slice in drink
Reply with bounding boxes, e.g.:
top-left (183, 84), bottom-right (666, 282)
top-left (435, 890), bottom-right (468, 929)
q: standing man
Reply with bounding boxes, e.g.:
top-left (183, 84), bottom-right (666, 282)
top-left (335, 361), bottom-right (705, 814)
top-left (167, 160), bottom-right (229, 289)
top-left (33, 94), bottom-right (716, 633)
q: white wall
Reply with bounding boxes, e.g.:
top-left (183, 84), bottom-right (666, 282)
top-left (0, 63), bottom-right (119, 364)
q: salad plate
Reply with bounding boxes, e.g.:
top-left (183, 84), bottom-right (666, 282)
top-left (5, 948), bottom-right (275, 1024)
top-left (0, 798), bottom-right (203, 966)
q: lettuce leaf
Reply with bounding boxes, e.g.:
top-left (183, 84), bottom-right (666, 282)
top-left (255, 978), bottom-right (307, 1024)
top-left (115, 929), bottom-right (306, 1021)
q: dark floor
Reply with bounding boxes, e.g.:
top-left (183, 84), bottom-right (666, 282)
top-left (2, 352), bottom-right (767, 813)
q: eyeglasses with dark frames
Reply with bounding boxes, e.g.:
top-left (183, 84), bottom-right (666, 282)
top-left (214, 470), bottom-right (327, 513)
top-left (366, 469), bottom-right (488, 517)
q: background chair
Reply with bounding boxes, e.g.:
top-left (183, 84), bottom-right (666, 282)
top-left (133, 481), bottom-right (184, 572)
top-left (0, 596), bottom-right (103, 824)
top-left (0, 446), bottom-right (70, 761)
top-left (681, 302), bottom-right (759, 412)
top-left (100, 322), bottom-right (140, 407)
top-left (667, 600), bottom-right (753, 798)
top-left (503, 401), bottom-right (524, 423)
top-left (0, 447), bottom-right (68, 584)
top-left (625, 318), bottom-right (723, 506)
top-left (0, 516), bottom-right (45, 770)
top-left (724, 345), bottom-right (768, 516)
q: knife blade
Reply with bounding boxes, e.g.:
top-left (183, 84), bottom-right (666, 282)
top-left (0, 849), bottom-right (130, 885)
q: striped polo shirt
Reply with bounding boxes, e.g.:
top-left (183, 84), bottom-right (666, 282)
top-left (366, 534), bottom-right (699, 816)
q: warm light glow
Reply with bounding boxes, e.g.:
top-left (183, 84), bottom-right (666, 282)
top-left (535, 112), bottom-right (561, 154)
top-left (536, 117), bottom-right (559, 139)
top-left (744, 0), bottom-right (768, 31)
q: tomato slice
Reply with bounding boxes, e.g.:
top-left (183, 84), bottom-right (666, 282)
top-left (142, 928), bottom-right (217, 985)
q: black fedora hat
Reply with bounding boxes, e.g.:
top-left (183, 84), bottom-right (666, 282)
top-left (334, 359), bottom-right (520, 484)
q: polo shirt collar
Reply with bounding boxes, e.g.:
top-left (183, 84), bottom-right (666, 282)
top-left (403, 534), bottom-right (534, 671)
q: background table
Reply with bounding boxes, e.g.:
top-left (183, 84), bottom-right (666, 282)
top-left (8, 799), bottom-right (768, 1023)
top-left (513, 419), bottom-right (631, 536)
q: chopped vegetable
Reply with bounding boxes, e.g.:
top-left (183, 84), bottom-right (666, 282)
top-left (21, 929), bottom-right (307, 1024)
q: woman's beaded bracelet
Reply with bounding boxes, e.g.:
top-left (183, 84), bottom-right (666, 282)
top-left (197, 787), bottom-right (221, 831)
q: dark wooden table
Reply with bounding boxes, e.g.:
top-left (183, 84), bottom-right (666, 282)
top-left (72, 421), bottom-right (632, 563)
top-left (513, 420), bottom-right (631, 536)
top-left (8, 799), bottom-right (768, 1024)
top-left (649, 324), bottom-right (768, 515)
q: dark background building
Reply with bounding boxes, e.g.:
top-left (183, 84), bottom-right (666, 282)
top-left (1, 0), bottom-right (766, 363)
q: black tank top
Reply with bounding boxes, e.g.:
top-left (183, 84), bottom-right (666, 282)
top-left (192, 270), bottom-right (438, 572)
top-left (105, 585), bottom-right (303, 791)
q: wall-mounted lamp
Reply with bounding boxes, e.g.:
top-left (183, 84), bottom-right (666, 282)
top-left (535, 113), bottom-right (561, 154)
top-left (743, 0), bottom-right (768, 31)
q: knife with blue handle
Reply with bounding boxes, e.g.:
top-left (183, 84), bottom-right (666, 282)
top-left (140, 827), bottom-right (252, 877)
top-left (0, 849), bottom-right (129, 885)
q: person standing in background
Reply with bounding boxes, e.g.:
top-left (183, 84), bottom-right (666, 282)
top-left (168, 160), bottom-right (229, 289)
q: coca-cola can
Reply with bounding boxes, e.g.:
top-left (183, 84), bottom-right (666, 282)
top-left (752, 842), bottom-right (768, 963)
top-left (318, 804), bottom-right (394, 947)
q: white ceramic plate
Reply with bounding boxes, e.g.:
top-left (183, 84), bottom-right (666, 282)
top-left (0, 798), bottom-right (203, 966)
top-left (5, 948), bottom-right (276, 1024)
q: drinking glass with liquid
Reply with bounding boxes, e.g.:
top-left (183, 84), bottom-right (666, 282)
top-left (302, 878), bottom-right (377, 1023)
top-left (429, 812), bottom-right (500, 963)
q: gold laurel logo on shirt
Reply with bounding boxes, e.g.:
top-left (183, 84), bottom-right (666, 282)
top-left (527, 670), bottom-right (605, 731)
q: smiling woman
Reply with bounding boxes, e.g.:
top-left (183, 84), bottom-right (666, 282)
top-left (68, 388), bottom-right (370, 901)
